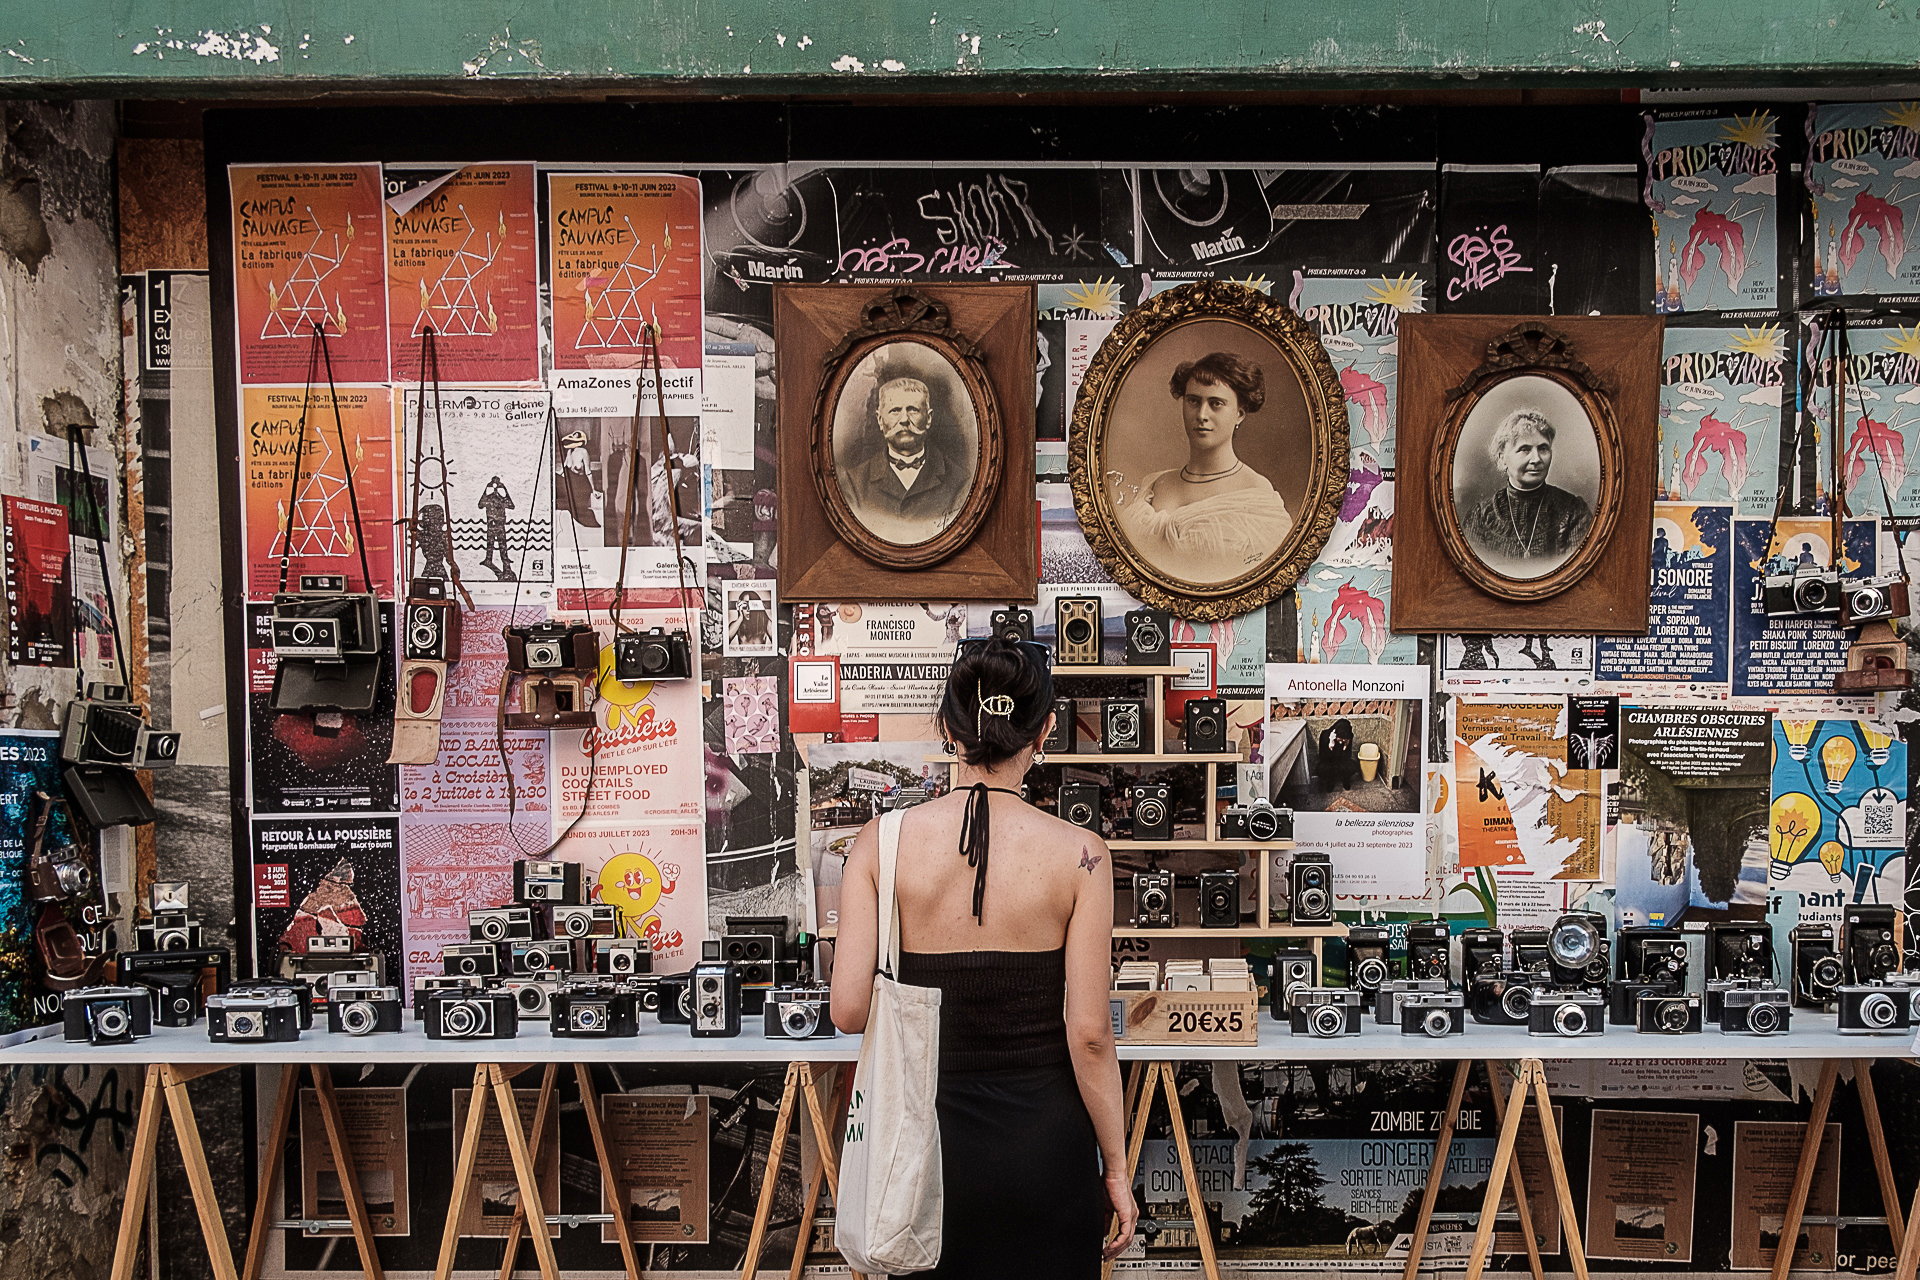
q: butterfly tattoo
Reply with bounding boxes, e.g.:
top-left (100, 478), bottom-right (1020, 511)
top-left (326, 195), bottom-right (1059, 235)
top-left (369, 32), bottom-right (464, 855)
top-left (1079, 845), bottom-right (1102, 874)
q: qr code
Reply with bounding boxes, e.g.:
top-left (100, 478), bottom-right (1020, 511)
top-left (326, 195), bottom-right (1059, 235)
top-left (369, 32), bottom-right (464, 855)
top-left (1864, 804), bottom-right (1895, 839)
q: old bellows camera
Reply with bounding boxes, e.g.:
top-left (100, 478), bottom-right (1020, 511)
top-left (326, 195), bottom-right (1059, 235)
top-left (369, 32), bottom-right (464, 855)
top-left (62, 683), bottom-right (180, 771)
top-left (63, 986), bottom-right (153, 1045)
top-left (1132, 870), bottom-right (1176, 928)
top-left (1764, 564), bottom-right (1842, 619)
top-left (207, 989), bottom-right (303, 1043)
top-left (269, 574), bottom-right (384, 715)
top-left (1405, 921), bottom-right (1452, 984)
top-left (1183, 698), bottom-right (1227, 754)
top-left (1288, 850), bottom-right (1333, 924)
top-left (1128, 782), bottom-right (1172, 841)
top-left (1346, 926), bottom-right (1392, 1001)
top-left (1843, 904), bottom-right (1900, 985)
top-left (1708, 922), bottom-right (1773, 982)
top-left (990, 605), bottom-right (1034, 643)
top-left (1125, 609), bottom-right (1170, 665)
top-left (1840, 574), bottom-right (1910, 627)
top-left (1792, 923), bottom-right (1844, 1007)
top-left (614, 627), bottom-right (693, 682)
top-left (1617, 927), bottom-right (1688, 987)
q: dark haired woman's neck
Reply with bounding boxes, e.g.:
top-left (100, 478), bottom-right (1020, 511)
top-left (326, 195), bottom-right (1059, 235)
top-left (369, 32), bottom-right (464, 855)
top-left (952, 753), bottom-right (1033, 793)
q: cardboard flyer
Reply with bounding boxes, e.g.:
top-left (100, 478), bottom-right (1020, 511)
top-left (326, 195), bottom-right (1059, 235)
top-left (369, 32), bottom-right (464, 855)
top-left (1442, 634), bottom-right (1595, 693)
top-left (230, 163), bottom-right (388, 384)
top-left (242, 384), bottom-right (395, 600)
top-left (1583, 1110), bottom-right (1698, 1261)
top-left (385, 164), bottom-right (540, 384)
top-left (1454, 700), bottom-right (1603, 880)
top-left (450, 1086), bottom-right (559, 1238)
top-left (546, 173), bottom-right (704, 379)
top-left (1597, 505), bottom-right (1734, 692)
top-left (1731, 1121), bottom-right (1841, 1271)
top-left (3, 496), bottom-right (72, 667)
top-left (599, 1093), bottom-right (710, 1244)
top-left (1643, 112), bottom-right (1781, 313)
top-left (1654, 327), bottom-right (1787, 515)
top-left (297, 1086), bottom-right (409, 1235)
top-left (1805, 102), bottom-right (1920, 301)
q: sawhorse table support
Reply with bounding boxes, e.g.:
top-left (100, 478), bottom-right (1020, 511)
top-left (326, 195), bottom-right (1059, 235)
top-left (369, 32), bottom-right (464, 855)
top-left (739, 1061), bottom-right (857, 1280)
top-left (492, 1064), bottom-right (643, 1280)
top-left (237, 1062), bottom-right (387, 1280)
top-left (1459, 1060), bottom-right (1589, 1280)
top-left (1772, 1061), bottom-right (1906, 1280)
top-left (1103, 1061), bottom-right (1223, 1280)
top-left (1402, 1061), bottom-right (1552, 1280)
top-left (434, 1064), bottom-right (561, 1280)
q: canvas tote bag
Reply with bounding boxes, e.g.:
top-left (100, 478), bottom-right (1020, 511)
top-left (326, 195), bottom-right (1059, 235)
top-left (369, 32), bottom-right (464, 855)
top-left (835, 807), bottom-right (944, 1274)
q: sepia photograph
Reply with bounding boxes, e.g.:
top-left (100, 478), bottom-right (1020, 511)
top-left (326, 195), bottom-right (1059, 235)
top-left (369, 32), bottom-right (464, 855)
top-left (830, 338), bottom-right (981, 547)
top-left (1450, 373), bottom-right (1601, 581)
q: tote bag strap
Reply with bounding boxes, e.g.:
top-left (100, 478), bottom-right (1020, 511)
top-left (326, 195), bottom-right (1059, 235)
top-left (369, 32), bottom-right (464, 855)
top-left (876, 808), bottom-right (905, 978)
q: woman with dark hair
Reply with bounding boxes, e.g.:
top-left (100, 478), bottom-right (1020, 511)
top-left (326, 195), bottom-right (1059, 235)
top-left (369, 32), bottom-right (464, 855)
top-left (830, 636), bottom-right (1135, 1278)
top-left (1112, 349), bottom-right (1294, 583)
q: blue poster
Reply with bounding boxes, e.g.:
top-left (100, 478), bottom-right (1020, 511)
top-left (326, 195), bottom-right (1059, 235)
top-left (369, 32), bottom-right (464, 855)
top-left (1767, 719), bottom-right (1907, 914)
top-left (0, 729), bottom-right (83, 1039)
top-left (1807, 314), bottom-right (1920, 519)
top-left (1731, 518), bottom-right (1876, 699)
top-left (1806, 101), bottom-right (1920, 300)
top-left (1598, 504), bottom-right (1732, 687)
top-left (1298, 564), bottom-right (1418, 666)
top-left (1290, 266), bottom-right (1429, 471)
top-left (1643, 111), bottom-right (1781, 313)
top-left (1656, 326), bottom-right (1788, 515)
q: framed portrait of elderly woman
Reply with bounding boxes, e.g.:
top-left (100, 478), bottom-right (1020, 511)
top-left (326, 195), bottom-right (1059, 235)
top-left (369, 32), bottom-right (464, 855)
top-left (1393, 317), bottom-right (1661, 634)
top-left (775, 284), bottom-right (1036, 601)
top-left (1069, 280), bottom-right (1348, 620)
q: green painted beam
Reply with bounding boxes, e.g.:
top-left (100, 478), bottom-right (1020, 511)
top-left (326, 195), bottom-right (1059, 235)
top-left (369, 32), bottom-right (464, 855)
top-left (2, 0), bottom-right (1918, 95)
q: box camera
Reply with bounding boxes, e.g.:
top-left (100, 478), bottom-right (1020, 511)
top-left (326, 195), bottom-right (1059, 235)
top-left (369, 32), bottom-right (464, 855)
top-left (119, 945), bottom-right (231, 1016)
top-left (655, 973), bottom-right (693, 1025)
top-left (413, 975), bottom-right (479, 1019)
top-left (1406, 921), bottom-right (1452, 984)
top-left (61, 683), bottom-right (180, 771)
top-left (1840, 574), bottom-right (1911, 627)
top-left (1610, 979), bottom-right (1676, 1026)
top-left (1222, 800), bottom-right (1292, 842)
top-left (1461, 928), bottom-right (1506, 982)
top-left (1469, 970), bottom-right (1537, 1026)
top-left (1043, 698), bottom-right (1075, 754)
top-left (1636, 991), bottom-right (1703, 1034)
top-left (1059, 781), bottom-right (1102, 833)
top-left (1101, 698), bottom-right (1148, 754)
top-left (442, 942), bottom-right (501, 980)
top-left (1290, 987), bottom-right (1364, 1038)
top-left (1269, 950), bottom-right (1319, 1019)
top-left (305, 933), bottom-right (354, 955)
top-left (404, 577), bottom-right (462, 662)
top-left (1197, 870), bottom-right (1240, 929)
top-left (990, 605), bottom-right (1034, 643)
top-left (1401, 991), bottom-right (1466, 1039)
top-left (135, 970), bottom-right (204, 1028)
top-left (424, 987), bottom-right (519, 1040)
top-left (511, 940), bottom-right (574, 978)
top-left (553, 903), bottom-right (618, 941)
top-left (691, 948), bottom-right (743, 1037)
top-left (1132, 870), bottom-right (1177, 929)
top-left (1545, 912), bottom-right (1610, 988)
top-left (764, 985), bottom-right (837, 1039)
top-left (614, 627), bottom-right (694, 683)
top-left (63, 985), bottom-right (152, 1045)
top-left (1708, 922), bottom-right (1774, 982)
top-left (1055, 597), bottom-right (1102, 665)
top-left (515, 859), bottom-right (584, 906)
top-left (470, 904), bottom-right (537, 944)
top-left (228, 978), bottom-right (315, 1030)
top-left (505, 620), bottom-right (598, 674)
top-left (1347, 926), bottom-right (1393, 1001)
top-left (1764, 564), bottom-right (1843, 619)
top-left (1376, 978), bottom-right (1449, 1026)
top-left (327, 985), bottom-right (404, 1036)
top-left (24, 792), bottom-right (90, 902)
top-left (207, 989), bottom-right (303, 1043)
top-left (1183, 698), bottom-right (1227, 754)
top-left (1721, 986), bottom-right (1793, 1035)
top-left (1288, 851), bottom-right (1334, 924)
top-left (1837, 982), bottom-right (1914, 1034)
top-left (1617, 928), bottom-right (1689, 987)
top-left (269, 575), bottom-right (385, 715)
top-left (550, 984), bottom-right (641, 1038)
top-left (1843, 905), bottom-right (1901, 985)
top-left (1792, 923), bottom-right (1844, 1007)
top-left (1128, 783), bottom-right (1172, 841)
top-left (1529, 987), bottom-right (1605, 1037)
top-left (1125, 609), bottom-right (1170, 665)
top-left (595, 938), bottom-right (651, 977)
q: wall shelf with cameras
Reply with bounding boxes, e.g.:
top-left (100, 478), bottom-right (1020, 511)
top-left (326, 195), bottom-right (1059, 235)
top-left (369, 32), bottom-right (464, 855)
top-left (1114, 925), bottom-right (1347, 940)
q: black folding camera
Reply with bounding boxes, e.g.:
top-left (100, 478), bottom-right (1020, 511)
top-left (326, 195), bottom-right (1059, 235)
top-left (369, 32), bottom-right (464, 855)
top-left (1610, 978), bottom-right (1676, 1026)
top-left (1511, 928), bottom-right (1551, 976)
top-left (764, 985), bottom-right (837, 1039)
top-left (554, 904), bottom-right (618, 941)
top-left (1469, 969), bottom-right (1537, 1025)
top-left (1346, 926), bottom-right (1393, 1001)
top-left (1183, 698), bottom-right (1227, 754)
top-left (1269, 949), bottom-right (1319, 1019)
top-left (423, 987), bottom-right (519, 1040)
top-left (1708, 922), bottom-right (1774, 982)
top-left (550, 984), bottom-right (641, 1038)
top-left (61, 682), bottom-right (181, 770)
top-left (1197, 870), bottom-right (1239, 928)
top-left (614, 627), bottom-right (694, 682)
top-left (442, 942), bottom-right (501, 979)
top-left (1792, 923), bottom-right (1844, 1007)
top-left (691, 945), bottom-right (743, 1037)
top-left (1101, 698), bottom-right (1149, 753)
top-left (1722, 986), bottom-right (1793, 1035)
top-left (1545, 912), bottom-right (1610, 988)
top-left (1058, 781), bottom-right (1102, 833)
top-left (1222, 800), bottom-right (1292, 842)
top-left (134, 970), bottom-right (205, 1028)
top-left (1636, 991), bottom-right (1703, 1034)
top-left (327, 984), bottom-right (404, 1035)
top-left (1128, 782), bottom-right (1172, 841)
top-left (1288, 850), bottom-right (1334, 924)
top-left (470, 904), bottom-right (537, 944)
top-left (1461, 928), bottom-right (1505, 981)
top-left (1290, 988), bottom-right (1363, 1037)
top-left (515, 859), bottom-right (584, 905)
top-left (1405, 921), bottom-right (1451, 984)
top-left (1132, 870), bottom-right (1176, 928)
top-left (1125, 609), bottom-right (1170, 665)
top-left (207, 989), bottom-right (303, 1043)
top-left (269, 574), bottom-right (384, 714)
top-left (404, 577), bottom-right (462, 662)
top-left (990, 605), bottom-right (1035, 643)
top-left (26, 792), bottom-right (92, 902)
top-left (1401, 991), bottom-right (1466, 1039)
top-left (1055, 597), bottom-right (1102, 665)
top-left (1617, 927), bottom-right (1689, 987)
top-left (1840, 574), bottom-right (1911, 627)
top-left (1529, 987), bottom-right (1605, 1037)
top-left (1843, 904), bottom-right (1901, 985)
top-left (1837, 982), bottom-right (1914, 1034)
top-left (63, 985), bottom-right (152, 1045)
top-left (1764, 563), bottom-right (1842, 618)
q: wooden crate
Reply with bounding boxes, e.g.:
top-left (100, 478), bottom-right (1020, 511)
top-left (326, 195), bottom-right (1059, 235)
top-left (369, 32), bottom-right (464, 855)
top-left (1109, 988), bottom-right (1259, 1046)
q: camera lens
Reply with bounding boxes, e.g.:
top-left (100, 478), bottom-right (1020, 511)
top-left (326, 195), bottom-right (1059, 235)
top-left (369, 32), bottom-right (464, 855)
top-left (1503, 985), bottom-right (1533, 1021)
top-left (1298, 888), bottom-right (1328, 918)
top-left (1136, 798), bottom-right (1165, 826)
top-left (444, 1003), bottom-right (479, 1036)
top-left (1301, 867), bottom-right (1325, 889)
top-left (480, 917), bottom-right (504, 941)
top-left (1851, 588), bottom-right (1879, 615)
top-left (1549, 918), bottom-right (1598, 968)
top-left (412, 605), bottom-right (434, 626)
top-left (1067, 802), bottom-right (1093, 826)
top-left (1554, 1003), bottom-right (1588, 1036)
top-left (1422, 1009), bottom-right (1452, 1038)
top-left (230, 1013), bottom-right (259, 1037)
top-left (1796, 577), bottom-right (1832, 610)
top-left (567, 915), bottom-right (590, 939)
top-left (1248, 808), bottom-right (1280, 840)
top-left (516, 986), bottom-right (545, 1014)
top-left (1872, 944), bottom-right (1899, 974)
top-left (1862, 992), bottom-right (1898, 1028)
top-left (641, 642), bottom-right (670, 674)
top-left (784, 1003), bottom-right (820, 1037)
top-left (1355, 957), bottom-right (1388, 990)
top-left (611, 953), bottom-right (633, 973)
top-left (341, 1002), bottom-right (376, 1035)
top-left (1065, 618), bottom-right (1092, 645)
top-left (291, 622), bottom-right (315, 645)
top-left (1141, 888), bottom-right (1166, 913)
top-left (1812, 956), bottom-right (1843, 988)
top-left (94, 1006), bottom-right (129, 1038)
top-left (1310, 1005), bottom-right (1345, 1037)
top-left (1659, 1002), bottom-right (1690, 1032)
top-left (457, 956), bottom-right (479, 975)
top-left (574, 1005), bottom-right (603, 1030)
top-left (1748, 1002), bottom-right (1783, 1034)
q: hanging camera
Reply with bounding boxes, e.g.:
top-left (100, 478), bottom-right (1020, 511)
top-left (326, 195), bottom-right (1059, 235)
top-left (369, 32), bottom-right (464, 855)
top-left (504, 620), bottom-right (601, 730)
top-left (269, 573), bottom-right (386, 714)
top-left (1055, 597), bottom-right (1102, 665)
top-left (25, 791), bottom-right (92, 902)
top-left (59, 684), bottom-right (180, 828)
top-left (1124, 609), bottom-right (1170, 665)
top-left (404, 577), bottom-right (461, 662)
top-left (613, 626), bottom-right (694, 682)
top-left (1183, 698), bottom-right (1227, 754)
top-left (990, 606), bottom-right (1034, 643)
top-left (1840, 573), bottom-right (1910, 626)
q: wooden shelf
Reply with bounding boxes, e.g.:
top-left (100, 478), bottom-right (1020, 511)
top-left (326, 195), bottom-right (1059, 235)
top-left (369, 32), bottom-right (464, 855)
top-left (1113, 924), bottom-right (1348, 939)
top-left (1052, 664), bottom-right (1194, 677)
top-left (1106, 839), bottom-right (1295, 851)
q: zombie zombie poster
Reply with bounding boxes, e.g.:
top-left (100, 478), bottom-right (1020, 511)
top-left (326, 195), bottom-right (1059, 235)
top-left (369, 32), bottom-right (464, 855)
top-left (250, 815), bottom-right (403, 987)
top-left (230, 164), bottom-right (389, 384)
top-left (1643, 111), bottom-right (1782, 313)
top-left (241, 384), bottom-right (395, 600)
top-left (1655, 325), bottom-right (1789, 516)
top-left (1806, 314), bottom-right (1920, 519)
top-left (386, 164), bottom-right (540, 384)
top-left (545, 173), bottom-right (703, 377)
top-left (1805, 101), bottom-right (1920, 301)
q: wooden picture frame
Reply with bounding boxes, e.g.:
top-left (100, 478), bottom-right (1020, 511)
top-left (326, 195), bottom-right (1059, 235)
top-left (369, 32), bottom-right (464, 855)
top-left (1068, 280), bottom-right (1347, 621)
top-left (776, 284), bottom-right (1036, 602)
top-left (1393, 316), bottom-right (1662, 635)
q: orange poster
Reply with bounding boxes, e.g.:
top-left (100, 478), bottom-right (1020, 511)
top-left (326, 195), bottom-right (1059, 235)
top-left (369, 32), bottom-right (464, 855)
top-left (1455, 700), bottom-right (1603, 878)
top-left (242, 384), bottom-right (395, 600)
top-left (385, 164), bottom-right (540, 384)
top-left (230, 164), bottom-right (388, 384)
top-left (546, 173), bottom-right (703, 374)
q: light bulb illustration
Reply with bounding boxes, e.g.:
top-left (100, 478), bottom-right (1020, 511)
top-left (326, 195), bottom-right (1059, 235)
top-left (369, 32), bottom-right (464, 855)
top-left (1781, 720), bottom-right (1817, 762)
top-left (1817, 839), bottom-right (1845, 883)
top-left (1820, 734), bottom-right (1857, 793)
top-left (1862, 724), bottom-right (1893, 766)
top-left (1768, 792), bottom-right (1821, 880)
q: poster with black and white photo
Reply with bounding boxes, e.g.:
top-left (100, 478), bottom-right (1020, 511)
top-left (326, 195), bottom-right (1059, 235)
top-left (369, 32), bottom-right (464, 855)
top-left (550, 371), bottom-right (702, 594)
top-left (1442, 634), bottom-right (1595, 692)
top-left (599, 1093), bottom-right (710, 1244)
top-left (298, 1086), bottom-right (410, 1235)
top-left (397, 387), bottom-right (554, 603)
top-left (1731, 1121), bottom-right (1841, 1271)
top-left (449, 1086), bottom-right (559, 1238)
top-left (1584, 1110), bottom-right (1698, 1261)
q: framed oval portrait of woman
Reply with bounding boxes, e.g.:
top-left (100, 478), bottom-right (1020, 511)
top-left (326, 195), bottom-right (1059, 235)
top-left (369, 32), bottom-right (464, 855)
top-left (1069, 280), bottom-right (1348, 620)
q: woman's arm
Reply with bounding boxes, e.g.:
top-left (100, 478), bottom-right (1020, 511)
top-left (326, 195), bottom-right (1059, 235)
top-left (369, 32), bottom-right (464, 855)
top-left (1061, 833), bottom-right (1136, 1257)
top-left (828, 820), bottom-right (881, 1034)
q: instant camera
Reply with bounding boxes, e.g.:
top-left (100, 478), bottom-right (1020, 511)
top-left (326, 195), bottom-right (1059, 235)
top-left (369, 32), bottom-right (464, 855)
top-left (59, 683), bottom-right (180, 826)
top-left (269, 574), bottom-right (385, 713)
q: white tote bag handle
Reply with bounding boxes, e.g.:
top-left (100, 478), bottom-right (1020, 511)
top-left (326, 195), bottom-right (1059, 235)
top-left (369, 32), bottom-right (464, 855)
top-left (876, 807), bottom-right (904, 976)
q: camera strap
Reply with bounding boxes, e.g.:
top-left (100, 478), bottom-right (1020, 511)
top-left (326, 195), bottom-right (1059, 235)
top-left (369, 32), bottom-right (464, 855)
top-left (405, 328), bottom-right (474, 609)
top-left (65, 427), bottom-right (130, 690)
top-left (278, 322), bottom-right (377, 596)
top-left (1829, 310), bottom-right (1849, 565)
top-left (610, 376), bottom-right (645, 635)
top-left (644, 321), bottom-right (697, 645)
top-left (1832, 312), bottom-right (1912, 586)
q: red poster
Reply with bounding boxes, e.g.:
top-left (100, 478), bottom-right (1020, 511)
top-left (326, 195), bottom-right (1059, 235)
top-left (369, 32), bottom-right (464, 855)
top-left (546, 173), bottom-right (703, 372)
top-left (3, 496), bottom-right (72, 666)
top-left (242, 385), bottom-right (395, 600)
top-left (231, 163), bottom-right (389, 384)
top-left (385, 164), bottom-right (540, 384)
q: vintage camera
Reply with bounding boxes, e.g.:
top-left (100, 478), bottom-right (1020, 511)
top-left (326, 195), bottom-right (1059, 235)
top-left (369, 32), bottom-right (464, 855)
top-left (1608, 978), bottom-right (1672, 1026)
top-left (470, 904), bottom-right (537, 944)
top-left (550, 984), bottom-right (641, 1038)
top-left (1636, 991), bottom-right (1703, 1034)
top-left (1222, 800), bottom-right (1293, 842)
top-left (228, 978), bottom-right (315, 1030)
top-left (1840, 574), bottom-right (1911, 627)
top-left (595, 938), bottom-right (651, 977)
top-left (501, 979), bottom-right (555, 1026)
top-left (1132, 870), bottom-right (1177, 929)
top-left (1401, 991), bottom-right (1466, 1039)
top-left (1269, 950), bottom-right (1319, 1019)
top-left (1197, 870), bottom-right (1240, 929)
top-left (1511, 928), bottom-right (1551, 976)
top-left (1183, 698), bottom-right (1227, 754)
top-left (442, 942), bottom-right (501, 980)
top-left (61, 683), bottom-right (180, 771)
top-left (62, 986), bottom-right (152, 1045)
top-left (1843, 905), bottom-right (1901, 985)
top-left (1347, 926), bottom-right (1393, 1001)
top-left (1043, 698), bottom-right (1076, 753)
top-left (1722, 986), bottom-right (1793, 1035)
top-left (424, 987), bottom-right (519, 1040)
top-left (1101, 698), bottom-right (1149, 753)
top-left (413, 974), bottom-right (479, 1019)
top-left (1529, 987), bottom-right (1605, 1037)
top-left (511, 940), bottom-right (574, 978)
top-left (1792, 923), bottom-right (1844, 1008)
top-left (655, 973), bottom-right (694, 1025)
top-left (1837, 982), bottom-right (1914, 1034)
top-left (1125, 609), bottom-right (1170, 665)
top-left (119, 946), bottom-right (231, 1021)
top-left (504, 621), bottom-right (600, 730)
top-left (269, 576), bottom-right (384, 715)
top-left (691, 946), bottom-right (743, 1037)
top-left (553, 903), bottom-right (618, 941)
top-left (990, 605), bottom-right (1035, 643)
top-left (722, 928), bottom-right (784, 989)
top-left (1055, 597), bottom-right (1102, 665)
top-left (1059, 781), bottom-right (1102, 833)
top-left (135, 970), bottom-right (205, 1028)
top-left (514, 859), bottom-right (584, 906)
top-left (614, 627), bottom-right (694, 682)
top-left (1705, 976), bottom-right (1765, 1024)
top-left (1545, 912), bottom-right (1610, 988)
top-left (207, 989), bottom-right (303, 1043)
top-left (1290, 987), bottom-right (1364, 1038)
top-left (1461, 928), bottom-right (1506, 981)
top-left (327, 984), bottom-right (404, 1036)
top-left (137, 882), bottom-right (203, 953)
top-left (1406, 922), bottom-right (1452, 985)
top-left (1617, 928), bottom-right (1689, 987)
top-left (305, 934), bottom-right (354, 956)
top-left (1709, 922), bottom-right (1774, 983)
top-left (404, 577), bottom-right (462, 662)
top-left (505, 619), bottom-right (598, 673)
top-left (1376, 978), bottom-right (1449, 1026)
top-left (1469, 970), bottom-right (1538, 1026)
top-left (764, 985), bottom-right (837, 1039)
top-left (1764, 564), bottom-right (1843, 619)
top-left (1128, 783), bottom-right (1173, 841)
top-left (1288, 851), bottom-right (1334, 924)
top-left (25, 792), bottom-right (91, 902)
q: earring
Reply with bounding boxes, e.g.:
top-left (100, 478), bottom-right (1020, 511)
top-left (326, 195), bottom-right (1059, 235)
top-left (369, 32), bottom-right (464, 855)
top-left (1033, 750), bottom-right (1047, 766)
top-left (942, 740), bottom-right (957, 756)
